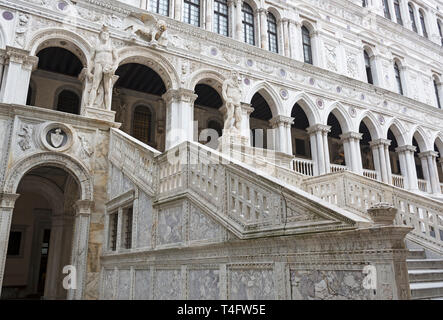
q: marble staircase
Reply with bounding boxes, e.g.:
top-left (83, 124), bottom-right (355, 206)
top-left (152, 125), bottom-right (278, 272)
top-left (407, 249), bottom-right (443, 300)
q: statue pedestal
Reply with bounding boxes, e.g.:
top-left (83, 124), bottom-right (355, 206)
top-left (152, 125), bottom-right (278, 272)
top-left (218, 130), bottom-right (249, 159)
top-left (82, 106), bottom-right (116, 122)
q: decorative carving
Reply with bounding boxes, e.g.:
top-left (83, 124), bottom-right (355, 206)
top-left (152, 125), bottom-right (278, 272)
top-left (230, 269), bottom-right (274, 300)
top-left (325, 44), bottom-right (337, 72)
top-left (346, 51), bottom-right (358, 78)
top-left (79, 134), bottom-right (94, 158)
top-left (14, 13), bottom-right (30, 48)
top-left (17, 124), bottom-right (33, 151)
top-left (124, 12), bottom-right (167, 45)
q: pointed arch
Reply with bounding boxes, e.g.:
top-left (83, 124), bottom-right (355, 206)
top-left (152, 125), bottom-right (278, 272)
top-left (288, 92), bottom-right (320, 126)
top-left (357, 111), bottom-right (382, 140)
top-left (412, 126), bottom-right (430, 151)
top-left (245, 81), bottom-right (283, 117)
top-left (325, 102), bottom-right (353, 133)
top-left (434, 133), bottom-right (443, 155)
top-left (385, 118), bottom-right (407, 146)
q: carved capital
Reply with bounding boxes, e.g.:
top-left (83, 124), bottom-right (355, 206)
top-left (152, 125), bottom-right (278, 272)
top-left (240, 102), bottom-right (254, 115)
top-left (162, 88), bottom-right (198, 104)
top-left (418, 150), bottom-right (439, 159)
top-left (369, 138), bottom-right (391, 148)
top-left (0, 193), bottom-right (20, 209)
top-left (340, 131), bottom-right (363, 141)
top-left (4, 46), bottom-right (38, 70)
top-left (74, 200), bottom-right (94, 217)
top-left (306, 124), bottom-right (331, 134)
top-left (367, 203), bottom-right (397, 226)
top-left (395, 145), bottom-right (416, 153)
top-left (269, 115), bottom-right (294, 127)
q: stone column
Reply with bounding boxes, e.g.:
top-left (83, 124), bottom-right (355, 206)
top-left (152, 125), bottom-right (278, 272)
top-left (269, 115), bottom-right (294, 155)
top-left (174, 0), bottom-right (183, 21)
top-left (0, 193), bottom-right (20, 296)
top-left (399, 0), bottom-right (412, 30)
top-left (68, 200), bottom-right (94, 300)
top-left (418, 151), bottom-right (441, 194)
top-left (205, 0), bottom-right (213, 31)
top-left (395, 145), bottom-right (419, 192)
top-left (387, 0), bottom-right (396, 22)
top-left (280, 18), bottom-right (290, 57)
top-left (288, 19), bottom-right (302, 61)
top-left (258, 8), bottom-right (268, 49)
top-left (240, 102), bottom-right (254, 145)
top-left (307, 124), bottom-right (331, 176)
top-left (234, 0), bottom-right (243, 41)
top-left (369, 138), bottom-right (392, 184)
top-left (0, 47), bottom-right (38, 105)
top-left (340, 132), bottom-right (363, 175)
top-left (162, 88), bottom-right (198, 150)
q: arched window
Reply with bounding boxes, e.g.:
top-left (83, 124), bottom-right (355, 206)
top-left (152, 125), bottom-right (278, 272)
top-left (408, 3), bottom-right (417, 32)
top-left (434, 78), bottom-right (442, 109)
top-left (383, 0), bottom-right (391, 20)
top-left (362, 0), bottom-right (367, 7)
top-left (183, 0), bottom-right (200, 27)
top-left (393, 0), bottom-right (403, 25)
top-left (364, 51), bottom-right (373, 85)
top-left (56, 90), bottom-right (80, 114)
top-left (419, 10), bottom-right (427, 38)
top-left (133, 105), bottom-right (153, 144)
top-left (149, 0), bottom-right (169, 16)
top-left (394, 62), bottom-right (403, 95)
top-left (267, 12), bottom-right (278, 53)
top-left (214, 0), bottom-right (229, 36)
top-left (438, 19), bottom-right (443, 46)
top-left (301, 26), bottom-right (313, 65)
top-left (242, 3), bottom-right (255, 45)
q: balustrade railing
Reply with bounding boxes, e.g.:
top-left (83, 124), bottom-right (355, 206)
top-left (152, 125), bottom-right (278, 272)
top-left (330, 163), bottom-right (348, 173)
top-left (418, 179), bottom-right (428, 193)
top-left (362, 169), bottom-right (378, 180)
top-left (291, 158), bottom-right (314, 176)
top-left (392, 174), bottom-right (404, 189)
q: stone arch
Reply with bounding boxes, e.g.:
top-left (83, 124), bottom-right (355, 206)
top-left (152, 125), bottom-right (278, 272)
top-left (325, 102), bottom-right (353, 133)
top-left (27, 28), bottom-right (91, 67)
top-left (434, 133), bottom-right (443, 155)
top-left (188, 69), bottom-right (226, 96)
top-left (385, 118), bottom-right (408, 146)
top-left (411, 126), bottom-right (430, 151)
top-left (357, 111), bottom-right (382, 140)
top-left (4, 152), bottom-right (93, 201)
top-left (288, 92), bottom-right (320, 125)
top-left (266, 6), bottom-right (282, 21)
top-left (246, 81), bottom-right (282, 117)
top-left (117, 47), bottom-right (179, 91)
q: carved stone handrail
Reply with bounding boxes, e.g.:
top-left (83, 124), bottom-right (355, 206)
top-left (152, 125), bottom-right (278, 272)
top-left (303, 170), bottom-right (443, 255)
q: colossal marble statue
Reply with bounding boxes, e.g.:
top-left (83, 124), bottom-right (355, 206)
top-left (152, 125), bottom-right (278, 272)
top-left (87, 25), bottom-right (118, 110)
top-left (222, 71), bottom-right (243, 133)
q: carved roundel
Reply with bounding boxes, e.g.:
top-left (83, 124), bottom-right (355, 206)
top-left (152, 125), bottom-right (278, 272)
top-left (40, 122), bottom-right (74, 152)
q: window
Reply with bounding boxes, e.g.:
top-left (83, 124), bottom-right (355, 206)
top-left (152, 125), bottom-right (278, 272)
top-left (383, 0), bottom-right (391, 20)
top-left (302, 26), bottom-right (313, 65)
top-left (408, 3), bottom-right (417, 32)
top-left (438, 19), bottom-right (443, 46)
top-left (149, 0), bottom-right (169, 16)
top-left (109, 212), bottom-right (118, 251)
top-left (364, 51), bottom-right (373, 85)
top-left (394, 62), bottom-right (403, 95)
top-left (7, 231), bottom-right (23, 256)
top-left (183, 0), bottom-right (200, 27)
top-left (434, 78), bottom-right (442, 109)
top-left (267, 13), bottom-right (278, 53)
top-left (393, 0), bottom-right (402, 25)
top-left (242, 3), bottom-right (255, 45)
top-left (214, 0), bottom-right (229, 36)
top-left (362, 0), bottom-right (367, 7)
top-left (56, 89), bottom-right (80, 115)
top-left (133, 105), bottom-right (152, 144)
top-left (123, 207), bottom-right (133, 250)
top-left (419, 10), bottom-right (427, 38)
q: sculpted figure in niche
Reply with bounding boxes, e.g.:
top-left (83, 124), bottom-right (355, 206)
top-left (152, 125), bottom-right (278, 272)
top-left (87, 25), bottom-right (118, 110)
top-left (222, 71), bottom-right (243, 133)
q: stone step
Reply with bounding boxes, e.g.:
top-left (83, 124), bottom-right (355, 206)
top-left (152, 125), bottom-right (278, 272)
top-left (407, 259), bottom-right (443, 270)
top-left (410, 281), bottom-right (443, 300)
top-left (408, 269), bottom-right (443, 283)
top-left (407, 249), bottom-right (426, 260)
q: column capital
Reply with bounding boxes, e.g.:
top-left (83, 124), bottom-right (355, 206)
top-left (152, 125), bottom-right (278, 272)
top-left (369, 138), bottom-right (391, 147)
top-left (306, 124), bottom-right (331, 134)
top-left (395, 145), bottom-right (416, 153)
top-left (257, 8), bottom-right (267, 15)
top-left (240, 102), bottom-right (254, 115)
top-left (74, 200), bottom-right (94, 217)
top-left (269, 115), bottom-right (294, 127)
top-left (339, 131), bottom-right (362, 141)
top-left (4, 46), bottom-right (39, 71)
top-left (418, 150), bottom-right (439, 159)
top-left (0, 193), bottom-right (20, 209)
top-left (162, 88), bottom-right (198, 104)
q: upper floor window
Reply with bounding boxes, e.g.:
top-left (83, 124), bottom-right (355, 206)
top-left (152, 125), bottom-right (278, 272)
top-left (438, 19), bottom-right (443, 46)
top-left (183, 0), bottom-right (200, 27)
top-left (214, 0), bottom-right (229, 36)
top-left (149, 0), bottom-right (169, 16)
top-left (56, 89), bottom-right (80, 115)
top-left (267, 12), bottom-right (278, 53)
top-left (419, 10), bottom-right (427, 38)
top-left (393, 0), bottom-right (403, 25)
top-left (242, 3), bottom-right (255, 45)
top-left (301, 26), bottom-right (313, 65)
top-left (364, 51), bottom-right (373, 85)
top-left (362, 0), bottom-right (367, 7)
top-left (133, 105), bottom-right (153, 144)
top-left (383, 0), bottom-right (391, 20)
top-left (408, 3), bottom-right (417, 33)
top-left (394, 62), bottom-right (403, 95)
top-left (434, 78), bottom-right (442, 109)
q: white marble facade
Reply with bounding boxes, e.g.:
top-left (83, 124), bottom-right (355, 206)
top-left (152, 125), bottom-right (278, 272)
top-left (0, 0), bottom-right (442, 300)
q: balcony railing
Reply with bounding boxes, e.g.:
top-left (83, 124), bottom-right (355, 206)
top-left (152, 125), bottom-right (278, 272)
top-left (291, 158), bottom-right (314, 176)
top-left (392, 174), bottom-right (405, 189)
top-left (362, 169), bottom-right (378, 180)
top-left (418, 179), bottom-right (428, 193)
top-left (330, 163), bottom-right (348, 173)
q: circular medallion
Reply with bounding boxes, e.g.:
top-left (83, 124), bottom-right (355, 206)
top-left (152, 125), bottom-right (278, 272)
top-left (210, 47), bottom-right (218, 56)
top-left (40, 122), bottom-right (74, 152)
top-left (58, 1), bottom-right (68, 10)
top-left (244, 78), bottom-right (250, 86)
top-left (280, 69), bottom-right (286, 77)
top-left (309, 78), bottom-right (315, 85)
top-left (336, 86), bottom-right (342, 93)
top-left (349, 107), bottom-right (357, 118)
top-left (280, 89), bottom-right (288, 100)
top-left (246, 59), bottom-right (254, 67)
top-left (316, 99), bottom-right (324, 109)
top-left (2, 11), bottom-right (13, 21)
top-left (360, 93), bottom-right (365, 100)
top-left (378, 115), bottom-right (385, 125)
